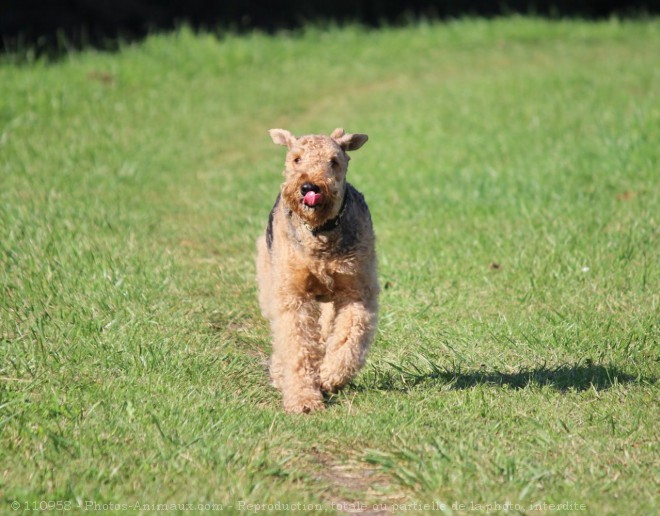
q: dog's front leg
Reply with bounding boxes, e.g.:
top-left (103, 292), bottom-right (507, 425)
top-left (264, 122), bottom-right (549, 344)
top-left (270, 301), bottom-right (325, 413)
top-left (319, 296), bottom-right (377, 393)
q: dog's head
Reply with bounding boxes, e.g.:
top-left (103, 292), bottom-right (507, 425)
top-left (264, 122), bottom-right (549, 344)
top-left (270, 128), bottom-right (368, 228)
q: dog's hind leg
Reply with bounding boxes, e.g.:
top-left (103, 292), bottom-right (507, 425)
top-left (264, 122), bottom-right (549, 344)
top-left (255, 236), bottom-right (274, 320)
top-left (318, 302), bottom-right (335, 345)
top-left (319, 296), bottom-right (378, 393)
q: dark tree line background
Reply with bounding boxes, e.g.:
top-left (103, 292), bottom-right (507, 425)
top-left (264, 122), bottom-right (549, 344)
top-left (1, 0), bottom-right (657, 54)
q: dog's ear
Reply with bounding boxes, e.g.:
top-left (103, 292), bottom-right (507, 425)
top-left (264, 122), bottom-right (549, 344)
top-left (330, 127), bottom-right (345, 139)
top-left (332, 130), bottom-right (368, 151)
top-left (269, 129), bottom-right (296, 148)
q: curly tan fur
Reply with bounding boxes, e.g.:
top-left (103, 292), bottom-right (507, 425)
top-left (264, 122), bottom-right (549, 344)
top-left (256, 128), bottom-right (378, 414)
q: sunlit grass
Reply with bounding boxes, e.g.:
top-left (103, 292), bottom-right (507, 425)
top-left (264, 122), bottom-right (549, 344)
top-left (1, 18), bottom-right (658, 514)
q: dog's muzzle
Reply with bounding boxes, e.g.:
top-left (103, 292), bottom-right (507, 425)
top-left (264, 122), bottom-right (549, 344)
top-left (301, 183), bottom-right (323, 207)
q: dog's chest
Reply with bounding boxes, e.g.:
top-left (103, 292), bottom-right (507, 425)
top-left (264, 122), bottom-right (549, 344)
top-left (294, 258), bottom-right (355, 301)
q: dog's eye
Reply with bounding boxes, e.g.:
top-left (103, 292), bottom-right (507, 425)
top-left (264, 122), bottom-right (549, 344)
top-left (293, 156), bottom-right (301, 164)
top-left (330, 158), bottom-right (339, 167)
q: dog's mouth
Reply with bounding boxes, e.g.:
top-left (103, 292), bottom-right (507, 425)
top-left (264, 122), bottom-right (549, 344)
top-left (302, 191), bottom-right (324, 208)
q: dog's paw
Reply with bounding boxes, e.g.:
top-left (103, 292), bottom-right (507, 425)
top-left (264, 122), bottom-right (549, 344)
top-left (319, 369), bottom-right (348, 394)
top-left (320, 381), bottom-right (346, 394)
top-left (284, 396), bottom-right (325, 414)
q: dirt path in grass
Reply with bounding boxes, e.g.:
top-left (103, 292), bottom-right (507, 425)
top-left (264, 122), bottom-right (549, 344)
top-left (309, 448), bottom-right (407, 515)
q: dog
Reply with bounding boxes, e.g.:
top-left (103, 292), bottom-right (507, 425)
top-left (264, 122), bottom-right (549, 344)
top-left (256, 127), bottom-right (378, 413)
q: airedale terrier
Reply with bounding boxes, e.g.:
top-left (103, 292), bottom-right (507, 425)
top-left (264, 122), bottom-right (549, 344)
top-left (256, 127), bottom-right (378, 414)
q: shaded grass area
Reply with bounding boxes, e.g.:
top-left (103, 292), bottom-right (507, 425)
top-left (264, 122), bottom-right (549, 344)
top-left (1, 18), bottom-right (659, 514)
top-left (367, 358), bottom-right (645, 392)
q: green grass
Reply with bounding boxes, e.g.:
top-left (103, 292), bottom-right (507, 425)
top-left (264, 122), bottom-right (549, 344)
top-left (1, 17), bottom-right (659, 514)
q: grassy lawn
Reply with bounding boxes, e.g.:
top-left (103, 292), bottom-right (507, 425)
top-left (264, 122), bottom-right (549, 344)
top-left (1, 17), bottom-right (659, 514)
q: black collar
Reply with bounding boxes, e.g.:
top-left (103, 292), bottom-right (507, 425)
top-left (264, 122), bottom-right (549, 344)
top-left (306, 187), bottom-right (349, 236)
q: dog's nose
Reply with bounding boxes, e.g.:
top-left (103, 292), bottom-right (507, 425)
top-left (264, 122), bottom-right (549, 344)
top-left (301, 183), bottom-right (320, 195)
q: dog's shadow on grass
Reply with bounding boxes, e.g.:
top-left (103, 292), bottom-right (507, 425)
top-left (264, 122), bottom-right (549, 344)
top-left (359, 361), bottom-right (654, 393)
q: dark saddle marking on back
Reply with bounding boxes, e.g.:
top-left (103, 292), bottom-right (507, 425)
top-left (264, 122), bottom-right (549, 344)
top-left (266, 193), bottom-right (280, 250)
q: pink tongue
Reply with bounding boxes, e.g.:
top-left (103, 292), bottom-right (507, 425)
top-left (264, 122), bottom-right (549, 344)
top-left (303, 191), bottom-right (323, 206)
